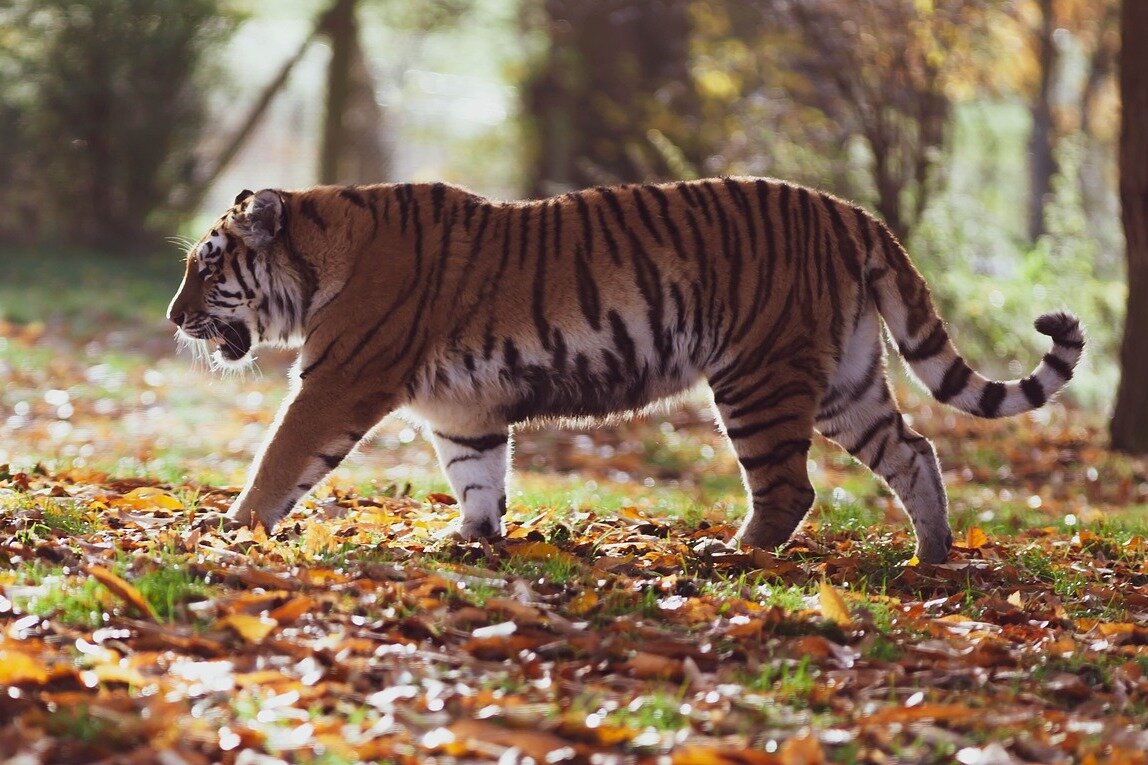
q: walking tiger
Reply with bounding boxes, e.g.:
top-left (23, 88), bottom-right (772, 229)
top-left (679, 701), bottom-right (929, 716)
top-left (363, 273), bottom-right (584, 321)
top-left (167, 179), bottom-right (1083, 563)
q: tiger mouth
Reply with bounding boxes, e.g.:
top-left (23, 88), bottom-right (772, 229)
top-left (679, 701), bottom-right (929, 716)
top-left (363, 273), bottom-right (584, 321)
top-left (214, 321), bottom-right (252, 361)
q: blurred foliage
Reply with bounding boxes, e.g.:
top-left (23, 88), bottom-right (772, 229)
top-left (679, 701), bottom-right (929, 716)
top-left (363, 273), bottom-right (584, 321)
top-left (519, 0), bottom-right (1121, 408)
top-left (0, 0), bottom-right (237, 249)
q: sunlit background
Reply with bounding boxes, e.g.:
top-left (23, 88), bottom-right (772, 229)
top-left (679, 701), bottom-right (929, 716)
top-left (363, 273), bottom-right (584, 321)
top-left (0, 0), bottom-right (1129, 511)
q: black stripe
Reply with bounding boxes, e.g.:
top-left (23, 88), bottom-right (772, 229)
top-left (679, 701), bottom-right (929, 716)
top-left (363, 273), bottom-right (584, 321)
top-left (608, 310), bottom-right (637, 368)
top-left (869, 434), bottom-right (891, 471)
top-left (978, 381), bottom-right (1007, 418)
top-left (517, 202), bottom-right (532, 267)
top-left (598, 186), bottom-right (626, 226)
top-left (574, 192), bottom-right (594, 257)
top-left (318, 453), bottom-right (341, 469)
top-left (738, 439), bottom-right (812, 472)
top-left (725, 412), bottom-right (800, 441)
top-left (933, 357), bottom-right (973, 403)
top-left (726, 381), bottom-right (810, 421)
top-left (900, 322), bottom-right (949, 362)
top-left (299, 198), bottom-right (327, 231)
top-left (446, 453), bottom-right (483, 468)
top-left (594, 206), bottom-right (621, 265)
top-left (430, 182), bottom-right (446, 223)
top-left (573, 244), bottom-right (603, 331)
top-left (296, 482), bottom-right (314, 491)
top-left (461, 484), bottom-right (487, 502)
top-left (630, 186), bottom-right (665, 245)
top-left (1020, 376), bottom-right (1046, 408)
top-left (434, 431), bottom-right (509, 452)
top-left (1053, 337), bottom-right (1085, 350)
top-left (339, 187), bottom-right (367, 207)
top-left (846, 413), bottom-right (896, 455)
top-left (1042, 352), bottom-right (1073, 380)
top-left (646, 184), bottom-right (687, 260)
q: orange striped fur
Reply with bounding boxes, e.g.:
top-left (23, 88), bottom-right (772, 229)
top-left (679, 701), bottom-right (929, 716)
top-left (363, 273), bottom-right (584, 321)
top-left (167, 179), bottom-right (1083, 563)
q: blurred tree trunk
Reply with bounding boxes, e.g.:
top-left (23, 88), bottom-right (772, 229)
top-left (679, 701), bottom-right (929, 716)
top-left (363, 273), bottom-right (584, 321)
top-left (1111, 0), bottom-right (1148, 453)
top-left (525, 0), bottom-right (702, 196)
top-left (319, 0), bottom-right (390, 185)
top-left (1027, 0), bottom-right (1058, 242)
top-left (320, 0), bottom-right (356, 184)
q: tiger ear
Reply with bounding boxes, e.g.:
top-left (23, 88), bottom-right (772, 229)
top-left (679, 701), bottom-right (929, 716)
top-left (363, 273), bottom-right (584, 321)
top-left (233, 189), bottom-right (284, 249)
top-left (233, 189), bottom-right (254, 206)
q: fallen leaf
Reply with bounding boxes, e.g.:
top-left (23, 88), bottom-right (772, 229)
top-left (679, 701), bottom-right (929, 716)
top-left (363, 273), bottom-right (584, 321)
top-left (567, 590), bottom-right (598, 616)
top-left (113, 487), bottom-right (184, 511)
top-left (818, 580), bottom-right (851, 627)
top-left (89, 565), bottom-right (157, 620)
top-left (965, 527), bottom-right (990, 549)
top-left (267, 596), bottom-right (314, 625)
top-left (0, 649), bottom-right (49, 685)
top-left (217, 613), bottom-right (278, 644)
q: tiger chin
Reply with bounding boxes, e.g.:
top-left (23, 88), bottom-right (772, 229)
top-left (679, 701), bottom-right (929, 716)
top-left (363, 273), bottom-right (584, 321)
top-left (167, 180), bottom-right (1083, 564)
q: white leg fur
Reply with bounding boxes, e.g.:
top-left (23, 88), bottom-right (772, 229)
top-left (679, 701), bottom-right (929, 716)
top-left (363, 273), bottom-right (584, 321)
top-left (427, 428), bottom-right (510, 539)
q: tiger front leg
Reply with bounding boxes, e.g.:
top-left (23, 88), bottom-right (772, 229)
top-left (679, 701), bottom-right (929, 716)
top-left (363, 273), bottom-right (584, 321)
top-left (428, 426), bottom-right (511, 540)
top-left (226, 384), bottom-right (391, 530)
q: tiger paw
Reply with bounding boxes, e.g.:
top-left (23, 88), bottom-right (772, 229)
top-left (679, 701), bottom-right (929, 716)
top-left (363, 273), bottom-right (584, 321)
top-left (435, 513), bottom-right (505, 543)
top-left (194, 511), bottom-right (248, 534)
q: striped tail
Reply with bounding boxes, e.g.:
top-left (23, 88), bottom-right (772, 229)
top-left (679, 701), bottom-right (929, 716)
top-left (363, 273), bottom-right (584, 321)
top-left (866, 224), bottom-right (1085, 418)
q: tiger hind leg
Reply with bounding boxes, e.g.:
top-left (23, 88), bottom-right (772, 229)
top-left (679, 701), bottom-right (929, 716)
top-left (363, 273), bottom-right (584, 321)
top-left (713, 376), bottom-right (819, 552)
top-left (817, 352), bottom-right (952, 563)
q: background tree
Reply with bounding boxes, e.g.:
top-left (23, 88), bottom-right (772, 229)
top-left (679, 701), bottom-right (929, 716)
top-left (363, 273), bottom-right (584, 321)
top-left (0, 0), bottom-right (234, 249)
top-left (523, 0), bottom-right (704, 196)
top-left (1110, 0), bottom-right (1148, 453)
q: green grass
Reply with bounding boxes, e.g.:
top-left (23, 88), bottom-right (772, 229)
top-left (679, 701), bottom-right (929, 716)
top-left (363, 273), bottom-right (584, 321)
top-left (134, 565), bottom-right (211, 622)
top-left (744, 655), bottom-right (817, 700)
top-left (0, 247), bottom-right (176, 329)
top-left (17, 569), bottom-right (107, 628)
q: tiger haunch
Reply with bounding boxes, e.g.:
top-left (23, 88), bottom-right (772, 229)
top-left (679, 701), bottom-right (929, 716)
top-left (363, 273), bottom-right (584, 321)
top-left (168, 178), bottom-right (1083, 564)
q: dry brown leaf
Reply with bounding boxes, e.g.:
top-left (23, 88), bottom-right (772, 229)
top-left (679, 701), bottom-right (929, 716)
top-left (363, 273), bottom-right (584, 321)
top-left (620, 651), bottom-right (684, 680)
top-left (267, 596), bottom-right (314, 625)
top-left (566, 590), bottom-right (598, 616)
top-left (89, 565), bottom-right (157, 620)
top-left (217, 613), bottom-right (278, 644)
top-left (0, 649), bottom-right (50, 685)
top-left (779, 732), bottom-right (826, 765)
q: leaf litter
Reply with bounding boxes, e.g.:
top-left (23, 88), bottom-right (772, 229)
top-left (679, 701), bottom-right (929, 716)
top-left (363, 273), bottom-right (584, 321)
top-left (2, 326), bottom-right (1148, 762)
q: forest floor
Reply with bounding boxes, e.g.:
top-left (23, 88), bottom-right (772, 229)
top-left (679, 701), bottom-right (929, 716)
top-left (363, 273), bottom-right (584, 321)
top-left (2, 304), bottom-right (1148, 764)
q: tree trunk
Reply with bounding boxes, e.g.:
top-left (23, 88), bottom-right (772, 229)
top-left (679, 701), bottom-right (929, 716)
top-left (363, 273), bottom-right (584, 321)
top-left (525, 0), bottom-right (700, 197)
top-left (320, 0), bottom-right (356, 185)
top-left (1027, 0), bottom-right (1057, 242)
top-left (1110, 0), bottom-right (1148, 453)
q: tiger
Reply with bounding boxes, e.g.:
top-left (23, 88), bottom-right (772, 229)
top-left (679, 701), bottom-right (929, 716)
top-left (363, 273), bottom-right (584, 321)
top-left (167, 179), bottom-right (1083, 563)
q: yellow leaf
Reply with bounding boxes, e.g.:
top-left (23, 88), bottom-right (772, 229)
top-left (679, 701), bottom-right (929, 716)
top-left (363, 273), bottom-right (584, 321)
top-left (905, 555), bottom-right (920, 567)
top-left (92, 663), bottom-right (150, 687)
top-left (0, 649), bottom-right (49, 684)
top-left (567, 590), bottom-right (598, 616)
top-left (89, 565), bottom-right (156, 620)
top-left (218, 613), bottom-right (278, 643)
top-left (1007, 590), bottom-right (1024, 608)
top-left (818, 580), bottom-right (851, 627)
top-left (508, 541), bottom-right (579, 567)
top-left (119, 487), bottom-right (184, 510)
top-left (964, 527), bottom-right (989, 549)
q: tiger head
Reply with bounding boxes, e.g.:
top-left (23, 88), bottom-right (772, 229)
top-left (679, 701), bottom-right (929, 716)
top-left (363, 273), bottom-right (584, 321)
top-left (167, 189), bottom-right (305, 367)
